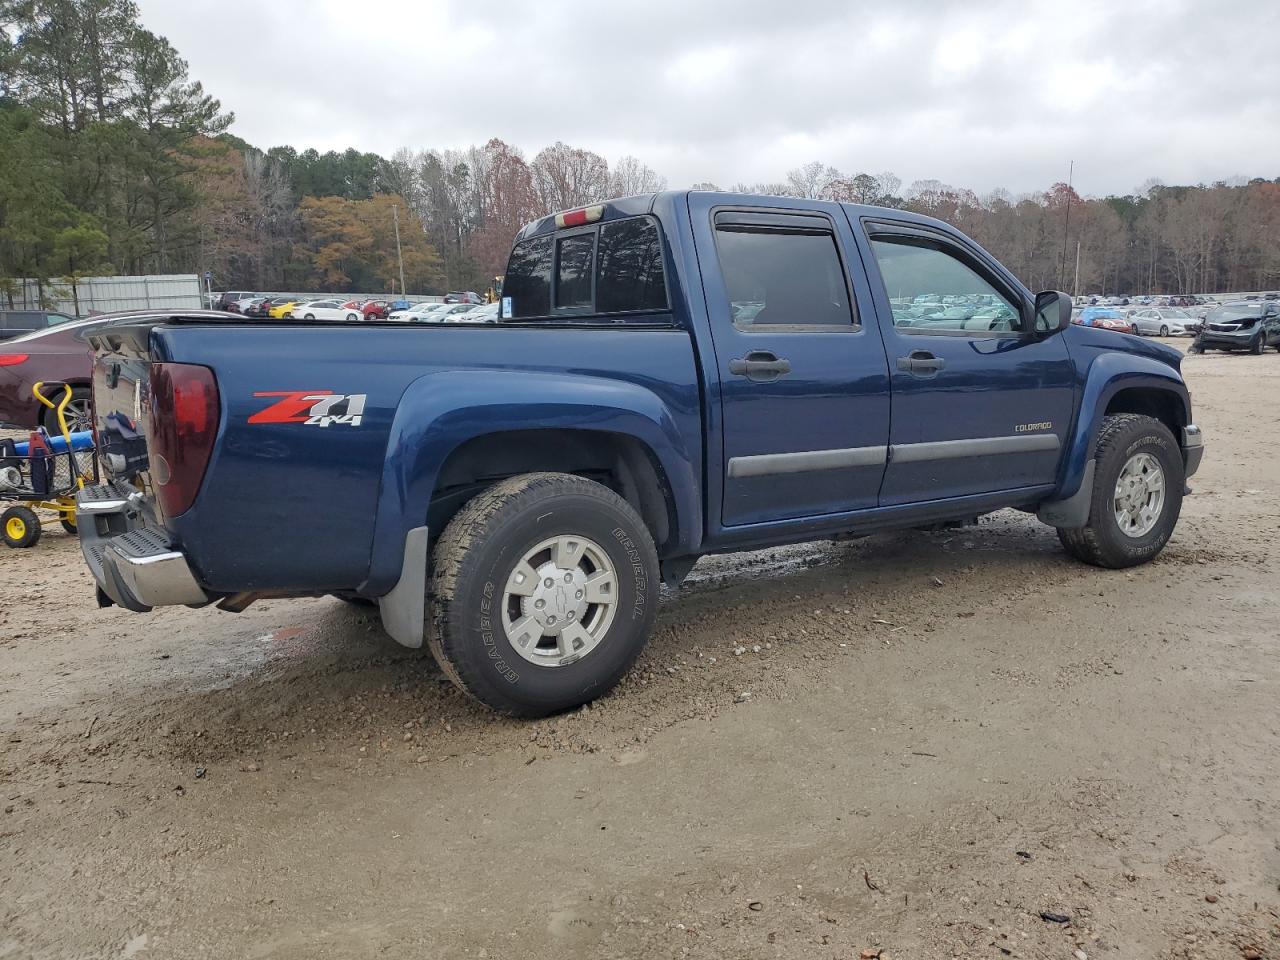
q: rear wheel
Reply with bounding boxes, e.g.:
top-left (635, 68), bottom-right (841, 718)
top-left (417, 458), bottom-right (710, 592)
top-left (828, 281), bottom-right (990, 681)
top-left (1056, 414), bottom-right (1182, 568)
top-left (1251, 334), bottom-right (1266, 355)
top-left (429, 473), bottom-right (659, 717)
top-left (1159, 324), bottom-right (1169, 337)
top-left (304, 313), bottom-right (315, 321)
top-left (2, 506), bottom-right (41, 548)
top-left (41, 386), bottom-right (92, 434)
top-left (346, 312), bottom-right (359, 322)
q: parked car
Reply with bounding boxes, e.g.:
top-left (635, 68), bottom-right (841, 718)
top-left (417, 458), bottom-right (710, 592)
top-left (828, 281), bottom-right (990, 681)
top-left (1130, 307), bottom-right (1197, 337)
top-left (388, 304), bottom-right (457, 322)
top-left (215, 291), bottom-right (254, 311)
top-left (0, 309), bottom-right (77, 341)
top-left (289, 300), bottom-right (364, 322)
top-left (268, 299), bottom-right (304, 319)
top-left (361, 300), bottom-right (391, 320)
top-left (443, 291), bottom-right (484, 305)
top-left (0, 312), bottom-right (175, 432)
top-left (447, 303), bottom-right (501, 323)
top-left (229, 296), bottom-right (259, 315)
top-left (1190, 302), bottom-right (1280, 354)
top-left (1076, 307), bottom-right (1134, 333)
top-left (240, 297), bottom-right (272, 319)
top-left (76, 191), bottom-right (1203, 718)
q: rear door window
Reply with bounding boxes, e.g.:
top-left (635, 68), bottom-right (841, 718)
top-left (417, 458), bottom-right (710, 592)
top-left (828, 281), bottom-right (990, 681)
top-left (714, 225), bottom-right (855, 330)
top-left (596, 217), bottom-right (667, 312)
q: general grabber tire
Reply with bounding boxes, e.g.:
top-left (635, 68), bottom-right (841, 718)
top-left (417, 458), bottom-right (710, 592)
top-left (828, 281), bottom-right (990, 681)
top-left (1056, 413), bottom-right (1183, 569)
top-left (428, 472), bottom-right (659, 717)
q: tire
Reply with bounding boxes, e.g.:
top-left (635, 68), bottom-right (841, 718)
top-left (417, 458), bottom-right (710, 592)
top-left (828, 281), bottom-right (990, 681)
top-left (347, 313), bottom-right (359, 322)
top-left (429, 472), bottom-right (659, 717)
top-left (304, 313), bottom-right (315, 321)
top-left (1056, 414), bottom-right (1183, 569)
top-left (61, 516), bottom-right (77, 535)
top-left (1250, 334), bottom-right (1266, 355)
top-left (41, 386), bottom-right (92, 434)
top-left (2, 506), bottom-right (42, 548)
top-left (1159, 325), bottom-right (1169, 337)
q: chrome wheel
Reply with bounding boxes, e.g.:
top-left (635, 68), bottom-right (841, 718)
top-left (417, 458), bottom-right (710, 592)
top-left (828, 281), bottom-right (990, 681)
top-left (1113, 452), bottom-right (1165, 538)
top-left (65, 398), bottom-right (92, 433)
top-left (501, 534), bottom-right (618, 667)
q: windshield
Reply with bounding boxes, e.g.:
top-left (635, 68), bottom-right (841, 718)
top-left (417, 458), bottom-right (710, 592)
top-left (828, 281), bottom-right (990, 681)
top-left (1208, 304), bottom-right (1260, 321)
top-left (1163, 309), bottom-right (1190, 319)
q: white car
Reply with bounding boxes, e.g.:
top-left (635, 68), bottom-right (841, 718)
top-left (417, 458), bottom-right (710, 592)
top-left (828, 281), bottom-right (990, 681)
top-left (406, 304), bottom-right (474, 323)
top-left (443, 303), bottom-right (500, 323)
top-left (388, 303), bottom-right (448, 322)
top-left (290, 300), bottom-right (363, 322)
top-left (1129, 307), bottom-right (1197, 337)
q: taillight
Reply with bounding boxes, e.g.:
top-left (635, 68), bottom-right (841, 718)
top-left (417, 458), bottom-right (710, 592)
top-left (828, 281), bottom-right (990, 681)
top-left (148, 362), bottom-right (219, 516)
top-left (0, 354), bottom-right (29, 366)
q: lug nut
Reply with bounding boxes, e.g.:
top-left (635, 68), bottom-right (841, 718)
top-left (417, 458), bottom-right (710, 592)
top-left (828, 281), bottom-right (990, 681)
top-left (575, 590), bottom-right (583, 600)
top-left (564, 573), bottom-right (573, 583)
top-left (547, 615), bottom-right (556, 624)
top-left (544, 578), bottom-right (554, 587)
top-left (535, 599), bottom-right (545, 609)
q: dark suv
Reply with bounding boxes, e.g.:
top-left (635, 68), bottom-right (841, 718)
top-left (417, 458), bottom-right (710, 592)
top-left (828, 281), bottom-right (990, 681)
top-left (0, 309), bottom-right (77, 341)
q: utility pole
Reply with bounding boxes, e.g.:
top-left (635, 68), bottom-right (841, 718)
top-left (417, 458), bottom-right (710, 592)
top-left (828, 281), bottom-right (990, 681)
top-left (392, 204), bottom-right (407, 296)
top-left (1073, 241), bottom-right (1081, 298)
top-left (1058, 160), bottom-right (1073, 290)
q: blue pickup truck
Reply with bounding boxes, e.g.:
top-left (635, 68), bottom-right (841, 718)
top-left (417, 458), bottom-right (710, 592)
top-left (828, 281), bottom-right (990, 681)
top-left (77, 191), bottom-right (1204, 716)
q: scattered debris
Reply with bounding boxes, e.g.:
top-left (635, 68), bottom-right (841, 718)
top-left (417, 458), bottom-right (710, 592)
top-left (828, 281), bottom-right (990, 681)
top-left (734, 691), bottom-right (752, 703)
top-left (1204, 893), bottom-right (1219, 903)
top-left (1039, 911), bottom-right (1070, 924)
top-left (1015, 850), bottom-right (1032, 860)
top-left (747, 900), bottom-right (763, 911)
top-left (194, 767), bottom-right (206, 780)
top-left (863, 869), bottom-right (880, 892)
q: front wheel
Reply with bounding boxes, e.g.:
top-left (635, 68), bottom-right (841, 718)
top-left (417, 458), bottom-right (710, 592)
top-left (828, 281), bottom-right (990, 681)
top-left (1056, 414), bottom-right (1183, 568)
top-left (429, 473), bottom-right (659, 716)
top-left (304, 313), bottom-right (315, 321)
top-left (1159, 324), bottom-right (1169, 337)
top-left (1251, 334), bottom-right (1266, 355)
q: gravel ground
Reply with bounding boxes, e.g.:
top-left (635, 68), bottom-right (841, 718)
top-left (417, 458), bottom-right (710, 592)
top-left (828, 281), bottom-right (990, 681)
top-left (1, 342), bottom-right (1278, 960)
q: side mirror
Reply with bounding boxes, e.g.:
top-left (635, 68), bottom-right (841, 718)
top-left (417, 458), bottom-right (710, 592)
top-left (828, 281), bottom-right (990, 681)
top-left (1034, 290), bottom-right (1073, 335)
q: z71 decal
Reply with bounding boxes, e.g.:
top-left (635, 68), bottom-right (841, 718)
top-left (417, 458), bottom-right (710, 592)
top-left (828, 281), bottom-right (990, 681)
top-left (248, 391), bottom-right (367, 427)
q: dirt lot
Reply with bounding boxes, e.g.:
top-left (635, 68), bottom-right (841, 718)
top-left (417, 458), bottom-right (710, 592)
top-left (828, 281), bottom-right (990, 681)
top-left (1, 343), bottom-right (1277, 960)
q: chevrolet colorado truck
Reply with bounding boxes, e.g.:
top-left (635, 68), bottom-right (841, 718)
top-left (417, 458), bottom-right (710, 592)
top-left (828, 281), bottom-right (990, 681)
top-left (77, 191), bottom-right (1205, 716)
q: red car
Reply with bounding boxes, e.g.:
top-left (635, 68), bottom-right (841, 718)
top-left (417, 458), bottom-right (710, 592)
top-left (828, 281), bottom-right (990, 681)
top-left (360, 300), bottom-right (390, 320)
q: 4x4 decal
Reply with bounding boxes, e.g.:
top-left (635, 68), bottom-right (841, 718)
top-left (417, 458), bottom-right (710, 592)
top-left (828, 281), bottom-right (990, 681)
top-left (248, 391), bottom-right (366, 427)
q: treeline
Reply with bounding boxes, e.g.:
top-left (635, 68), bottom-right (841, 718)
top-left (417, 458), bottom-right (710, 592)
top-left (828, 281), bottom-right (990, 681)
top-left (3, 2), bottom-right (1278, 304)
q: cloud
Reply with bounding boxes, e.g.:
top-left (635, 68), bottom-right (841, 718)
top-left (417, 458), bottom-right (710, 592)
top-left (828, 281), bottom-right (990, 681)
top-left (138, 0), bottom-right (1280, 196)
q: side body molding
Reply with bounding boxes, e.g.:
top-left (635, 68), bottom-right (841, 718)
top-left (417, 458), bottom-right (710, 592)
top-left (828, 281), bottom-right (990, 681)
top-left (1052, 350), bottom-right (1191, 502)
top-left (360, 369), bottom-right (701, 596)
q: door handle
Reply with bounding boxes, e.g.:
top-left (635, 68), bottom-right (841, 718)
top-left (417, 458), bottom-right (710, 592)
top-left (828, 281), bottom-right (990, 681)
top-left (896, 352), bottom-right (946, 377)
top-left (729, 351), bottom-right (792, 382)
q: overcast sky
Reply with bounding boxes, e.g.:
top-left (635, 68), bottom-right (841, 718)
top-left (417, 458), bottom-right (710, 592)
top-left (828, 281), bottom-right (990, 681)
top-left (138, 0), bottom-right (1278, 198)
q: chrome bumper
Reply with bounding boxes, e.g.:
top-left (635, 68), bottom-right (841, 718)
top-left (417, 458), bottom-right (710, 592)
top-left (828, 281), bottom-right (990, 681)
top-left (76, 482), bottom-right (210, 612)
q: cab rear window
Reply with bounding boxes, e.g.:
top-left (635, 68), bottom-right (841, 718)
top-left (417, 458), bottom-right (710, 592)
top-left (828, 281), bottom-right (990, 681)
top-left (505, 215), bottom-right (668, 319)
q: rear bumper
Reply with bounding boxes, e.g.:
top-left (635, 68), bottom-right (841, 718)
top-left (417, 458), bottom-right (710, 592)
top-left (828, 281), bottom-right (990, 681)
top-left (76, 481), bottom-right (210, 612)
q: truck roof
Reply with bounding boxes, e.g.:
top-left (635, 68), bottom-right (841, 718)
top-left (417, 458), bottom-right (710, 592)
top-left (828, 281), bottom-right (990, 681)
top-left (514, 190), bottom-right (959, 243)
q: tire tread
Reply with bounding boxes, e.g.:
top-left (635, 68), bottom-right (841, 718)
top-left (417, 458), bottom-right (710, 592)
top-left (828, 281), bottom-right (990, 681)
top-left (429, 472), bottom-right (655, 714)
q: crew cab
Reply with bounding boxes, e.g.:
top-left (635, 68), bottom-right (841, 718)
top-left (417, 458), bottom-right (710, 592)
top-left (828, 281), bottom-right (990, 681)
top-left (76, 192), bottom-right (1205, 716)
